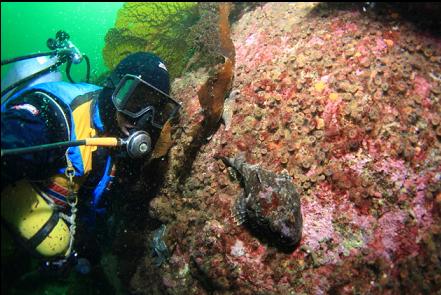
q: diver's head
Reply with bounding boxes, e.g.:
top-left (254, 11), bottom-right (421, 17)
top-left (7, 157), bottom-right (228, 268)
top-left (98, 52), bottom-right (180, 149)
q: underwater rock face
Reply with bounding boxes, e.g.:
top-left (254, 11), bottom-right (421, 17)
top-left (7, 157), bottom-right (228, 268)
top-left (128, 3), bottom-right (441, 295)
top-left (223, 155), bottom-right (302, 248)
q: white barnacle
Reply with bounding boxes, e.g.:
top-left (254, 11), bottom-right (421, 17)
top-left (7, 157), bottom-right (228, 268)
top-left (230, 239), bottom-right (245, 257)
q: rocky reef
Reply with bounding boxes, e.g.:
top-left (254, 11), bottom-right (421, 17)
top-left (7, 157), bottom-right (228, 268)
top-left (109, 2), bottom-right (441, 294)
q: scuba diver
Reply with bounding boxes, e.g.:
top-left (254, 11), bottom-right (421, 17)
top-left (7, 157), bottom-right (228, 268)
top-left (1, 32), bottom-right (181, 279)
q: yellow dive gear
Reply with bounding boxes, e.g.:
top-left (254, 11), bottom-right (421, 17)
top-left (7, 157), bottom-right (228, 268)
top-left (1, 180), bottom-right (70, 257)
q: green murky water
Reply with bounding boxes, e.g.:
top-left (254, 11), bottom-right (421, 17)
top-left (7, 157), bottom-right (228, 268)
top-left (1, 2), bottom-right (124, 81)
top-left (1, 3), bottom-right (124, 294)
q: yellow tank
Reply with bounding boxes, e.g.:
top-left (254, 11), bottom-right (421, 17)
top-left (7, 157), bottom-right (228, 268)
top-left (1, 180), bottom-right (70, 257)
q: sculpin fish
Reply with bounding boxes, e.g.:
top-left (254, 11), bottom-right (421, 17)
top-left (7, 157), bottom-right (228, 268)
top-left (222, 155), bottom-right (302, 249)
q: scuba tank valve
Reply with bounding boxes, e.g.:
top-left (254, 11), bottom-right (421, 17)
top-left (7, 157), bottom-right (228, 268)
top-left (1, 30), bottom-right (90, 101)
top-left (66, 40), bottom-right (83, 65)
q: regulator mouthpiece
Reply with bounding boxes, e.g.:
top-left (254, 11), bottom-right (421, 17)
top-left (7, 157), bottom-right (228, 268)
top-left (124, 130), bottom-right (152, 158)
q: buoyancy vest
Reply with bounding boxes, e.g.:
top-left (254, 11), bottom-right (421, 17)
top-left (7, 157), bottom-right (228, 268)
top-left (1, 81), bottom-right (116, 258)
top-left (3, 82), bottom-right (102, 175)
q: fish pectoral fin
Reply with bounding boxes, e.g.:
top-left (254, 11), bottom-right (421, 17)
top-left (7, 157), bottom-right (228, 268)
top-left (231, 192), bottom-right (247, 225)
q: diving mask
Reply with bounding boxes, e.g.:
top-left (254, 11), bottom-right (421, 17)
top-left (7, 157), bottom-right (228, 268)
top-left (111, 74), bottom-right (181, 129)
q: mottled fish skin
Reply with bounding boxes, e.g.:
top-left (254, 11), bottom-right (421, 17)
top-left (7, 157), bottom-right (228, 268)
top-left (223, 155), bottom-right (303, 248)
top-left (222, 90), bottom-right (240, 131)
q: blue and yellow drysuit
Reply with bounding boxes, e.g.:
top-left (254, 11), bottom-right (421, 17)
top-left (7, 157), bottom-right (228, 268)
top-left (1, 81), bottom-right (116, 260)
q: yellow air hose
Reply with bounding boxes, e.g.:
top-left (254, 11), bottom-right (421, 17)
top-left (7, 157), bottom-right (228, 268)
top-left (84, 137), bottom-right (119, 147)
top-left (1, 137), bottom-right (121, 157)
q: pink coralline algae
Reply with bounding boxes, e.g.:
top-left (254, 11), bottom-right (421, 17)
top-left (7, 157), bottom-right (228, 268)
top-left (413, 75), bottom-right (433, 106)
top-left (376, 210), bottom-right (416, 260)
top-left (373, 37), bottom-right (388, 55)
top-left (413, 189), bottom-right (433, 225)
top-left (236, 31), bottom-right (289, 70)
top-left (323, 97), bottom-right (343, 138)
top-left (301, 182), bottom-right (376, 265)
top-left (301, 195), bottom-right (335, 252)
top-left (330, 17), bottom-right (358, 38)
top-left (307, 36), bottom-right (325, 47)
